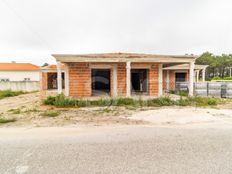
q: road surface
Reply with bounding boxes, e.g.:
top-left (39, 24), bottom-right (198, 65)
top-left (1, 124), bottom-right (232, 174)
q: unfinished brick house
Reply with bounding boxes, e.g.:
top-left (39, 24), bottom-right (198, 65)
top-left (50, 53), bottom-right (206, 98)
top-left (40, 64), bottom-right (65, 91)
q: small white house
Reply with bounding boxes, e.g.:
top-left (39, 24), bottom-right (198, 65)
top-left (0, 62), bottom-right (40, 82)
top-left (0, 62), bottom-right (40, 91)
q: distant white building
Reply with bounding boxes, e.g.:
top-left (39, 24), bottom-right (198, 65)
top-left (0, 62), bottom-right (40, 92)
top-left (0, 62), bottom-right (40, 82)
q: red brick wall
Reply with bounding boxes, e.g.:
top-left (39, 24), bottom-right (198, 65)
top-left (67, 62), bottom-right (159, 97)
top-left (149, 64), bottom-right (159, 96)
top-left (117, 63), bottom-right (126, 96)
top-left (68, 63), bottom-right (91, 97)
top-left (41, 72), bottom-right (48, 90)
top-left (162, 70), bottom-right (189, 91)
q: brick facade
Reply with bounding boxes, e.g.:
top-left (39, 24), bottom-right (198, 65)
top-left (41, 72), bottom-right (48, 90)
top-left (67, 62), bottom-right (160, 97)
top-left (163, 70), bottom-right (190, 91)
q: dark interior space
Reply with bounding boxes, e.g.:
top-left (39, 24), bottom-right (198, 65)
top-left (47, 72), bottom-right (65, 90)
top-left (175, 72), bottom-right (186, 82)
top-left (91, 69), bottom-right (111, 96)
top-left (131, 69), bottom-right (148, 94)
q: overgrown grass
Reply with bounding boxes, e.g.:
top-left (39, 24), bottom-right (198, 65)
top-left (44, 94), bottom-right (224, 108)
top-left (40, 111), bottom-right (60, 117)
top-left (0, 90), bottom-right (25, 99)
top-left (0, 118), bottom-right (16, 124)
top-left (8, 108), bottom-right (21, 114)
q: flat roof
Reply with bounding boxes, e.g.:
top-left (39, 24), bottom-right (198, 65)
top-left (163, 64), bottom-right (208, 70)
top-left (52, 52), bottom-right (197, 63)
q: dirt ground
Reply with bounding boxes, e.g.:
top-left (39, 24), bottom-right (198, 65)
top-left (0, 92), bottom-right (232, 127)
top-left (0, 92), bottom-right (143, 127)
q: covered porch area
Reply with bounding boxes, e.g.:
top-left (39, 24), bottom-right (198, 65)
top-left (53, 53), bottom-right (197, 98)
top-left (163, 64), bottom-right (208, 92)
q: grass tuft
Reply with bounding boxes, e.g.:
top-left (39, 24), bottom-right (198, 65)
top-left (40, 111), bottom-right (60, 117)
top-left (0, 118), bottom-right (16, 124)
top-left (0, 90), bottom-right (25, 100)
top-left (43, 94), bottom-right (224, 108)
top-left (8, 108), bottom-right (21, 114)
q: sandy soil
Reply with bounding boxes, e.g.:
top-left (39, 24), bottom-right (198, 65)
top-left (0, 92), bottom-right (40, 113)
top-left (0, 92), bottom-right (232, 127)
top-left (0, 93), bottom-right (143, 127)
top-left (130, 107), bottom-right (232, 125)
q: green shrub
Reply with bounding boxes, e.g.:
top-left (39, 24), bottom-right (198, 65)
top-left (43, 96), bottom-right (56, 105)
top-left (43, 94), bottom-right (223, 108)
top-left (177, 97), bottom-right (192, 106)
top-left (113, 98), bottom-right (137, 106)
top-left (0, 118), bottom-right (16, 124)
top-left (211, 76), bottom-right (222, 80)
top-left (211, 76), bottom-right (232, 81)
top-left (187, 96), bottom-right (220, 106)
top-left (149, 97), bottom-right (176, 106)
top-left (8, 108), bottom-right (21, 114)
top-left (224, 77), bottom-right (232, 80)
top-left (40, 111), bottom-right (60, 117)
top-left (0, 90), bottom-right (25, 99)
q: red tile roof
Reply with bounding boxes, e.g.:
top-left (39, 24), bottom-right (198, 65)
top-left (0, 63), bottom-right (39, 71)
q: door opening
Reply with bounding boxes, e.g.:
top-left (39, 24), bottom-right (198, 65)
top-left (47, 72), bottom-right (65, 90)
top-left (131, 69), bottom-right (148, 95)
top-left (91, 69), bottom-right (111, 96)
top-left (175, 72), bottom-right (187, 82)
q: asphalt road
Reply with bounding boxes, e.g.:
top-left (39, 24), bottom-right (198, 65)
top-left (1, 124), bottom-right (232, 174)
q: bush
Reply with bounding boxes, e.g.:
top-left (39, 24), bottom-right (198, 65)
top-left (0, 118), bottom-right (16, 124)
top-left (149, 97), bottom-right (176, 106)
top-left (43, 94), bottom-right (223, 108)
top-left (187, 96), bottom-right (220, 106)
top-left (43, 96), bottom-right (56, 105)
top-left (211, 76), bottom-right (232, 81)
top-left (211, 76), bottom-right (221, 80)
top-left (8, 108), bottom-right (21, 114)
top-left (224, 77), bottom-right (232, 80)
top-left (0, 90), bottom-right (25, 99)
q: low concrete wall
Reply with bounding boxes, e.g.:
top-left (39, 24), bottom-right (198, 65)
top-left (0, 81), bottom-right (40, 92)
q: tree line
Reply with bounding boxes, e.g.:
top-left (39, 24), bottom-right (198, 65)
top-left (196, 52), bottom-right (232, 80)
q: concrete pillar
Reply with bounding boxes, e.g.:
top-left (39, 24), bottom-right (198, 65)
top-left (64, 63), bottom-right (69, 96)
top-left (196, 70), bottom-right (200, 82)
top-left (158, 64), bottom-right (163, 97)
top-left (189, 61), bottom-right (195, 96)
top-left (113, 64), bottom-right (118, 97)
top-left (166, 70), bottom-right (170, 91)
top-left (202, 68), bottom-right (206, 82)
top-left (126, 61), bottom-right (131, 97)
top-left (57, 61), bottom-right (62, 94)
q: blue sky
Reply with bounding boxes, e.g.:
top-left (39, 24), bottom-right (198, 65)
top-left (0, 0), bottom-right (232, 65)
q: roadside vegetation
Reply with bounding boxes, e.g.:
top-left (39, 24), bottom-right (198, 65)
top-left (44, 94), bottom-right (225, 108)
top-left (40, 110), bottom-right (60, 117)
top-left (211, 76), bottom-right (232, 81)
top-left (0, 90), bottom-right (25, 100)
top-left (0, 115), bottom-right (16, 124)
